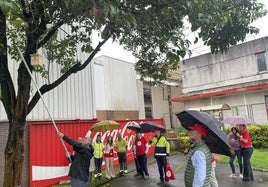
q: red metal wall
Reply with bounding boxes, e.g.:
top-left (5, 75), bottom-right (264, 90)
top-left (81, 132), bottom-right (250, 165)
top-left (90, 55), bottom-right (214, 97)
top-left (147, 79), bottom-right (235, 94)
top-left (29, 119), bottom-right (163, 187)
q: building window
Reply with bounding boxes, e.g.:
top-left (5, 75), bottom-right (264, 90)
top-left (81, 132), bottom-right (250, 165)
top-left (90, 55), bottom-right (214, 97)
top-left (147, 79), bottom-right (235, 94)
top-left (145, 106), bottom-right (152, 118)
top-left (256, 52), bottom-right (267, 72)
top-left (143, 87), bottom-right (152, 118)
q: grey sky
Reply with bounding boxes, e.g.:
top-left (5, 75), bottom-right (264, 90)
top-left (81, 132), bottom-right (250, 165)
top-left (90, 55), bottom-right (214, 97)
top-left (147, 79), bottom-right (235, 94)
top-left (94, 0), bottom-right (268, 62)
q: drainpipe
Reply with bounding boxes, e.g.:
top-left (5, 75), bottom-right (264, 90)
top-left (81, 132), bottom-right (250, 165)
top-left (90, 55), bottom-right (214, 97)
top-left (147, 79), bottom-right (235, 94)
top-left (167, 86), bottom-right (174, 129)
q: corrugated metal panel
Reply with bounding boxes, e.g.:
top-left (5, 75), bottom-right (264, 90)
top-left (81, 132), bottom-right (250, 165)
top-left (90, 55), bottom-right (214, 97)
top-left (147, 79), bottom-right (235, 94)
top-left (94, 56), bottom-right (139, 111)
top-left (29, 62), bottom-right (95, 121)
top-left (94, 63), bottom-right (106, 109)
top-left (0, 25), bottom-right (96, 121)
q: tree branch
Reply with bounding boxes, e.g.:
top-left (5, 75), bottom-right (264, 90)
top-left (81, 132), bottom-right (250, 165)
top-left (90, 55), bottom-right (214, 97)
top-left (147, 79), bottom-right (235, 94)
top-left (26, 36), bottom-right (109, 114)
top-left (19, 0), bottom-right (31, 21)
top-left (0, 8), bottom-right (16, 121)
top-left (37, 21), bottom-right (64, 48)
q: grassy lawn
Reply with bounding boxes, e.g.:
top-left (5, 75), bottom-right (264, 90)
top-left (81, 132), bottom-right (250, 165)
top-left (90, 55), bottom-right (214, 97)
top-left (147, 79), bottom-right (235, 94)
top-left (218, 149), bottom-right (268, 169)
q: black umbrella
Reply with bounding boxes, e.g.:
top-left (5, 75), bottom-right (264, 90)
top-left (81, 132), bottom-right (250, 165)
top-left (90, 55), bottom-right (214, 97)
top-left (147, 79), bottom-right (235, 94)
top-left (176, 110), bottom-right (231, 156)
top-left (140, 122), bottom-right (166, 133)
top-left (127, 122), bottom-right (141, 132)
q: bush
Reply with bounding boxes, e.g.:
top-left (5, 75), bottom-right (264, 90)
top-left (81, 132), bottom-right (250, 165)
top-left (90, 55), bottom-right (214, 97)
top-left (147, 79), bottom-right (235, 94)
top-left (248, 125), bottom-right (268, 148)
top-left (177, 132), bottom-right (190, 151)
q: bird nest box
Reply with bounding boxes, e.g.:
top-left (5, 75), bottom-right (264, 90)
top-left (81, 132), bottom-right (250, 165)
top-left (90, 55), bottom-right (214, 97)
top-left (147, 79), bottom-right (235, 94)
top-left (30, 54), bottom-right (43, 66)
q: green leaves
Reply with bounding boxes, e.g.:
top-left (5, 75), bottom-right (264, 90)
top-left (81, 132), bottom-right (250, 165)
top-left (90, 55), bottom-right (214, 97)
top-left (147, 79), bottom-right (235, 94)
top-left (2, 0), bottom-right (266, 83)
top-left (0, 0), bottom-right (18, 15)
top-left (188, 0), bottom-right (267, 53)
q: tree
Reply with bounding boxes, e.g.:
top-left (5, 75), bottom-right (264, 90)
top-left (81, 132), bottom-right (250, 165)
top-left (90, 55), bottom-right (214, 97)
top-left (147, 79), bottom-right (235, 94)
top-left (0, 0), bottom-right (266, 186)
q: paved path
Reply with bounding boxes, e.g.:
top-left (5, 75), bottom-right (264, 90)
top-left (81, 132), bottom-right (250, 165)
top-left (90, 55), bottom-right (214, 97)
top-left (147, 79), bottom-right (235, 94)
top-left (96, 153), bottom-right (268, 187)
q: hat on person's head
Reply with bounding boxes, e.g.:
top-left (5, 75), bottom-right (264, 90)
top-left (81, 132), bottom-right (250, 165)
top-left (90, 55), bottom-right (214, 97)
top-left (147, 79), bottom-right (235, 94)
top-left (189, 124), bottom-right (208, 138)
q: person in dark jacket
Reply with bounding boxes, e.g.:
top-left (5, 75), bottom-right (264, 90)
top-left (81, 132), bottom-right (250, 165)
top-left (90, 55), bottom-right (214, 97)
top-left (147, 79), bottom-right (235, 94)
top-left (57, 132), bottom-right (93, 187)
top-left (150, 128), bottom-right (170, 185)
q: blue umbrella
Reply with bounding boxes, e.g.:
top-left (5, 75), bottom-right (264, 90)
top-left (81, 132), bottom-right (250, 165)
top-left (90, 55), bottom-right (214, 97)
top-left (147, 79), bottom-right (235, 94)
top-left (176, 110), bottom-right (231, 157)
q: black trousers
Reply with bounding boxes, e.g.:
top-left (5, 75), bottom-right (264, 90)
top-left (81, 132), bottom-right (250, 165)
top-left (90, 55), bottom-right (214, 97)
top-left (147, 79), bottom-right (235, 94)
top-left (155, 156), bottom-right (167, 182)
top-left (241, 147), bottom-right (254, 181)
top-left (94, 157), bottom-right (103, 175)
top-left (118, 152), bottom-right (127, 171)
top-left (136, 154), bottom-right (149, 176)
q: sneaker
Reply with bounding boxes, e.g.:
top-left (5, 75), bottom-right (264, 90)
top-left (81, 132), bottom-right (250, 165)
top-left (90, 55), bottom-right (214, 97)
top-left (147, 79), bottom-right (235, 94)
top-left (157, 181), bottom-right (164, 185)
top-left (111, 175), bottom-right (115, 178)
top-left (144, 175), bottom-right (149, 179)
top-left (239, 174), bottom-right (243, 179)
top-left (229, 173), bottom-right (237, 178)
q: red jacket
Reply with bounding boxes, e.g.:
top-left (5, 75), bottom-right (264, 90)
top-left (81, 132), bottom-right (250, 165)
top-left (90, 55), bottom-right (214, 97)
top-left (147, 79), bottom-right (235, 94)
top-left (240, 130), bottom-right (253, 148)
top-left (135, 136), bottom-right (147, 156)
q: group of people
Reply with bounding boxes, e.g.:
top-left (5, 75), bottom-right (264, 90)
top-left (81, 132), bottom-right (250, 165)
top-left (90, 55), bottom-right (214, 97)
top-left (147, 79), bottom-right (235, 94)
top-left (183, 123), bottom-right (254, 187)
top-left (57, 128), bottom-right (171, 187)
top-left (92, 133), bottom-right (128, 180)
top-left (133, 128), bottom-right (170, 185)
top-left (57, 132), bottom-right (128, 187)
top-left (228, 124), bottom-right (254, 181)
top-left (56, 122), bottom-right (254, 187)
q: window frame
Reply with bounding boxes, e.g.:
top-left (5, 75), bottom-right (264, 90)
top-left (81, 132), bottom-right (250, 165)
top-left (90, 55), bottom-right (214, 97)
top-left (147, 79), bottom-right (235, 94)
top-left (256, 52), bottom-right (267, 72)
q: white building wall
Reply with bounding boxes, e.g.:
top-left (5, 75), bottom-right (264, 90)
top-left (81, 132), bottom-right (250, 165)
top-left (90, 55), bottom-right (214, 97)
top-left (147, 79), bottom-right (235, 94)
top-left (181, 36), bottom-right (268, 124)
top-left (183, 37), bottom-right (268, 93)
top-left (0, 25), bottom-right (96, 121)
top-left (184, 90), bottom-right (268, 124)
top-left (136, 80), bottom-right (146, 119)
top-left (93, 56), bottom-right (139, 111)
top-left (151, 85), bottom-right (169, 119)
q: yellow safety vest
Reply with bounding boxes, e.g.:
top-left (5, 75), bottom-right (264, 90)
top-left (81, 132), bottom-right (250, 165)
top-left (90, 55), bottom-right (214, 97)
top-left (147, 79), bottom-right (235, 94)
top-left (115, 138), bottom-right (127, 152)
top-left (93, 141), bottom-right (104, 158)
top-left (151, 136), bottom-right (170, 157)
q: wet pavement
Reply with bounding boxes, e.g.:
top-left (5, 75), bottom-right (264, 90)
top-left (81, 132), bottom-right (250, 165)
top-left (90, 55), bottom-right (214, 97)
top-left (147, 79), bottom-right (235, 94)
top-left (96, 153), bottom-right (268, 187)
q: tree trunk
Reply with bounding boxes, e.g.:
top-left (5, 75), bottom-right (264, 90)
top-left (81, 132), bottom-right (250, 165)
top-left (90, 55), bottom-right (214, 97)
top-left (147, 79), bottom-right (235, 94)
top-left (4, 119), bottom-right (25, 187)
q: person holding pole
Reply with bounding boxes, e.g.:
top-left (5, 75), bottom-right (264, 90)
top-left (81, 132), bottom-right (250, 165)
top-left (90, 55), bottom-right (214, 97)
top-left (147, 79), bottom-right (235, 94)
top-left (57, 132), bottom-right (94, 187)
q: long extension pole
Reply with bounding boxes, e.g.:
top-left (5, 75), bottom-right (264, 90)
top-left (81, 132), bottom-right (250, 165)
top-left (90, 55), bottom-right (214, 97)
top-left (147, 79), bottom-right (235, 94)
top-left (16, 47), bottom-right (71, 161)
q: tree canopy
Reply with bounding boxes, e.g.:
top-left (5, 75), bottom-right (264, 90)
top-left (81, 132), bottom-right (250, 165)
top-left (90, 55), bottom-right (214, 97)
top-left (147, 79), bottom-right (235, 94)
top-left (1, 0), bottom-right (267, 85)
top-left (0, 0), bottom-right (266, 186)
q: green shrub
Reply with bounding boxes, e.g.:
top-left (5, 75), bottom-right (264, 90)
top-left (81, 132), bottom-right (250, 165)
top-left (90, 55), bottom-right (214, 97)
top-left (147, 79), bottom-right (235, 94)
top-left (177, 132), bottom-right (190, 151)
